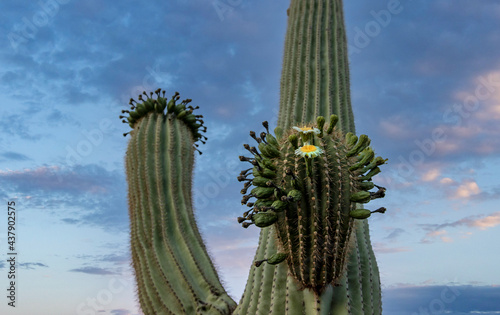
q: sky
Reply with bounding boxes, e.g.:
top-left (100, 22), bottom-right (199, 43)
top-left (1, 0), bottom-right (500, 314)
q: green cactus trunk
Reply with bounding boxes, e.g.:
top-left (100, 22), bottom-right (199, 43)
top-left (126, 113), bottom-right (236, 314)
top-left (233, 0), bottom-right (383, 314)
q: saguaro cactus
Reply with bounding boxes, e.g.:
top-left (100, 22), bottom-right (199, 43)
top-left (122, 0), bottom-right (387, 314)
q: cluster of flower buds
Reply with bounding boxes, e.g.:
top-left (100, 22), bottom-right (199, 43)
top-left (236, 116), bottom-right (389, 274)
top-left (120, 89), bottom-right (207, 153)
top-left (237, 121), bottom-right (291, 229)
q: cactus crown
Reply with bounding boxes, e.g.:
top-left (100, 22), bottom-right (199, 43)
top-left (120, 88), bottom-right (207, 153)
top-left (237, 115), bottom-right (388, 294)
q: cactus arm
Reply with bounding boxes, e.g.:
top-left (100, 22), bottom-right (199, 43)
top-left (124, 92), bottom-right (237, 314)
top-left (234, 0), bottom-right (383, 314)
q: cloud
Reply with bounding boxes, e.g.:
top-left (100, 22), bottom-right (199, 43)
top-left (440, 177), bottom-right (454, 184)
top-left (420, 211), bottom-right (500, 243)
top-left (468, 212), bottom-right (500, 231)
top-left (453, 180), bottom-right (481, 199)
top-left (69, 267), bottom-right (119, 275)
top-left (110, 310), bottom-right (133, 315)
top-left (421, 167), bottom-right (441, 182)
top-left (0, 164), bottom-right (129, 230)
top-left (384, 228), bottom-right (405, 240)
top-left (420, 229), bottom-right (452, 244)
top-left (98, 253), bottom-right (131, 266)
top-left (373, 242), bottom-right (411, 254)
top-left (19, 262), bottom-right (48, 270)
top-left (61, 218), bottom-right (79, 224)
top-left (0, 151), bottom-right (31, 161)
top-left (0, 114), bottom-right (43, 141)
top-left (0, 165), bottom-right (111, 194)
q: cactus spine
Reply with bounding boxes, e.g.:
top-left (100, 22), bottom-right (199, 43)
top-left (123, 0), bottom-right (386, 314)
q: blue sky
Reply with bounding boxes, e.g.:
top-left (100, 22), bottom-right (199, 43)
top-left (1, 0), bottom-right (500, 314)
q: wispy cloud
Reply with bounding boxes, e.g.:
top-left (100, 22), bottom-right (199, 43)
top-left (0, 164), bottom-right (129, 230)
top-left (69, 266), bottom-right (119, 275)
top-left (0, 151), bottom-right (31, 161)
top-left (0, 114), bottom-right (43, 141)
top-left (384, 228), bottom-right (406, 240)
top-left (420, 211), bottom-right (500, 243)
top-left (373, 242), bottom-right (411, 254)
top-left (19, 262), bottom-right (48, 270)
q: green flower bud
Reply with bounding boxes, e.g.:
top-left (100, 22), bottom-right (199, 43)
top-left (349, 191), bottom-right (371, 203)
top-left (254, 199), bottom-right (274, 211)
top-left (326, 114), bottom-right (338, 134)
top-left (288, 134), bottom-right (299, 149)
top-left (357, 181), bottom-right (375, 191)
top-left (267, 252), bottom-right (287, 265)
top-left (274, 127), bottom-right (283, 140)
top-left (250, 187), bottom-right (275, 199)
top-left (135, 104), bottom-right (147, 116)
top-left (287, 189), bottom-right (302, 201)
top-left (350, 148), bottom-right (375, 171)
top-left (346, 134), bottom-right (371, 157)
top-left (253, 212), bottom-right (278, 228)
top-left (345, 132), bottom-right (358, 147)
top-left (266, 133), bottom-right (279, 148)
top-left (258, 142), bottom-right (281, 159)
top-left (349, 209), bottom-right (372, 219)
top-left (317, 116), bottom-right (326, 137)
top-left (253, 176), bottom-right (271, 187)
top-left (357, 167), bottom-right (381, 181)
top-left (271, 200), bottom-right (287, 212)
top-left (252, 166), bottom-right (276, 179)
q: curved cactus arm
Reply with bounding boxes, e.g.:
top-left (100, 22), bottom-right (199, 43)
top-left (124, 91), bottom-right (237, 314)
top-left (234, 0), bottom-right (384, 314)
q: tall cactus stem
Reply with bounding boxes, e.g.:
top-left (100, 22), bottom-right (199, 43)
top-left (233, 0), bottom-right (384, 313)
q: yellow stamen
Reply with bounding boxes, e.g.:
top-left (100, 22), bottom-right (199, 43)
top-left (300, 145), bottom-right (317, 153)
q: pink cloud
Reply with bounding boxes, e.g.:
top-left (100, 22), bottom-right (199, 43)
top-left (421, 168), bottom-right (441, 182)
top-left (379, 116), bottom-right (413, 140)
top-left (440, 177), bottom-right (454, 185)
top-left (421, 229), bottom-right (455, 244)
top-left (468, 212), bottom-right (500, 230)
top-left (452, 180), bottom-right (480, 199)
top-left (420, 211), bottom-right (500, 244)
top-left (373, 242), bottom-right (411, 254)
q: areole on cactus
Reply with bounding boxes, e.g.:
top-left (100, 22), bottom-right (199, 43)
top-left (236, 117), bottom-right (387, 294)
